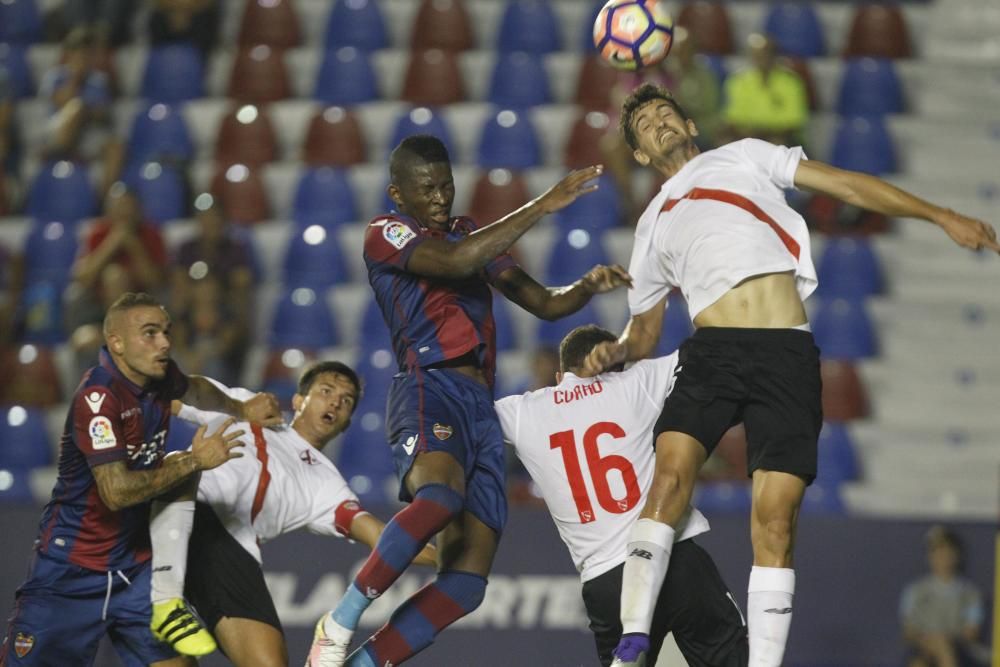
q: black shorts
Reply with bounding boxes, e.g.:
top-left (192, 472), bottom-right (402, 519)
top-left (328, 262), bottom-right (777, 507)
top-left (654, 327), bottom-right (822, 483)
top-left (581, 540), bottom-right (748, 667)
top-left (183, 503), bottom-right (282, 634)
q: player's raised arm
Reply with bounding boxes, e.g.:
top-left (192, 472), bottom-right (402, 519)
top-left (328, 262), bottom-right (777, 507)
top-left (493, 263), bottom-right (632, 321)
top-left (793, 159), bottom-right (999, 253)
top-left (581, 295), bottom-right (668, 377)
top-left (182, 375), bottom-right (283, 427)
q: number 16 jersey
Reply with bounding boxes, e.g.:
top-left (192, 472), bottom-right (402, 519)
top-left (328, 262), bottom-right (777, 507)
top-left (494, 354), bottom-right (709, 583)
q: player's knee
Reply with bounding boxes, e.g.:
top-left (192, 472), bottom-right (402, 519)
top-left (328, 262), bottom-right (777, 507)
top-left (412, 483), bottom-right (465, 528)
top-left (437, 571), bottom-right (488, 616)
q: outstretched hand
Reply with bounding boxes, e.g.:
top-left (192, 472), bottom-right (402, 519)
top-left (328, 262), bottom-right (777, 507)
top-left (579, 341), bottom-right (629, 378)
top-left (935, 209), bottom-right (1000, 253)
top-left (537, 165), bottom-right (603, 215)
top-left (241, 392), bottom-right (284, 428)
top-left (582, 264), bottom-right (633, 294)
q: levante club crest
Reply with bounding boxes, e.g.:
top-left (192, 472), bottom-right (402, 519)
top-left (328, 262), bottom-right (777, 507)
top-left (14, 632), bottom-right (34, 657)
top-left (432, 423), bottom-right (453, 440)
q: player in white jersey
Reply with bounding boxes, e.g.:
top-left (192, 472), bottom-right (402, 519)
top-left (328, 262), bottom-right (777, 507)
top-left (495, 325), bottom-right (748, 666)
top-left (581, 83), bottom-right (999, 667)
top-left (156, 361), bottom-right (435, 667)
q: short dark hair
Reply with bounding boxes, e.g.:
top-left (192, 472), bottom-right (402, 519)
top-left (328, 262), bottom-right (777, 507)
top-left (297, 361), bottom-right (362, 404)
top-left (389, 134), bottom-right (450, 184)
top-left (619, 83), bottom-right (689, 151)
top-left (559, 325), bottom-right (620, 373)
top-left (103, 292), bottom-right (163, 336)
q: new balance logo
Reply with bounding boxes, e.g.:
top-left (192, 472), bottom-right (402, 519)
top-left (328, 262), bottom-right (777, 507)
top-left (628, 548), bottom-right (653, 560)
top-left (365, 586), bottom-right (380, 599)
top-left (764, 607), bottom-right (793, 614)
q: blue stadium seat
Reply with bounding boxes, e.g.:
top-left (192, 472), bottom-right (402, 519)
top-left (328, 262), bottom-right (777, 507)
top-left (497, 0), bottom-right (561, 54)
top-left (581, 0), bottom-right (606, 52)
top-left (491, 292), bottom-right (517, 352)
top-left (700, 53), bottom-right (728, 85)
top-left (488, 51), bottom-right (551, 109)
top-left (692, 481), bottom-right (752, 514)
top-left (336, 394), bottom-right (396, 505)
top-left (545, 229), bottom-right (611, 286)
top-left (17, 281), bottom-right (65, 344)
top-left (0, 42), bottom-right (33, 97)
top-left (829, 116), bottom-right (897, 176)
top-left (314, 47), bottom-right (379, 106)
top-left (268, 288), bottom-right (339, 349)
top-left (388, 107), bottom-right (456, 159)
top-left (763, 2), bottom-right (825, 57)
top-left (835, 58), bottom-right (904, 117)
top-left (553, 174), bottom-right (621, 234)
top-left (292, 167), bottom-right (358, 228)
top-left (799, 481), bottom-right (845, 515)
top-left (26, 162), bottom-right (97, 223)
top-left (537, 301), bottom-right (601, 348)
top-left (816, 237), bottom-right (884, 299)
top-left (359, 298), bottom-right (392, 347)
top-left (655, 291), bottom-right (694, 356)
top-left (477, 109), bottom-right (541, 170)
top-left (0, 0), bottom-right (42, 43)
top-left (0, 468), bottom-right (35, 504)
top-left (812, 298), bottom-right (878, 360)
top-left (140, 45), bottom-right (205, 104)
top-left (816, 422), bottom-right (860, 483)
top-left (282, 224), bottom-right (350, 289)
top-left (123, 162), bottom-right (186, 225)
top-left (0, 405), bottom-right (52, 468)
top-left (325, 0), bottom-right (389, 51)
top-left (127, 103), bottom-right (195, 166)
top-left (23, 220), bottom-right (78, 286)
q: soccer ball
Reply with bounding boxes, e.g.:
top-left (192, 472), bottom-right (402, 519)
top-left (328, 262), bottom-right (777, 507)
top-left (593, 0), bottom-right (674, 71)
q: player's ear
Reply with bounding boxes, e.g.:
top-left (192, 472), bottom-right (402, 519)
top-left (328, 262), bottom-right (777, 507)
top-left (291, 393), bottom-right (303, 413)
top-left (632, 148), bottom-right (651, 167)
top-left (555, 371), bottom-right (563, 384)
top-left (687, 119), bottom-right (699, 137)
top-left (386, 183), bottom-right (403, 208)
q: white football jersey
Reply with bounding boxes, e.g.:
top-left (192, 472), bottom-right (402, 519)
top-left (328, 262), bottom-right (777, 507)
top-left (177, 387), bottom-right (363, 564)
top-left (628, 138), bottom-right (818, 320)
top-left (495, 354), bottom-right (709, 583)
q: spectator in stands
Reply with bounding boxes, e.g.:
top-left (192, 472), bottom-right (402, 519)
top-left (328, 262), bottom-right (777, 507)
top-left (171, 273), bottom-right (248, 385)
top-left (62, 0), bottom-right (136, 47)
top-left (40, 27), bottom-right (124, 195)
top-left (0, 65), bottom-right (18, 183)
top-left (663, 27), bottom-right (721, 149)
top-left (900, 526), bottom-right (990, 667)
top-left (722, 33), bottom-right (809, 146)
top-left (149, 0), bottom-right (221, 56)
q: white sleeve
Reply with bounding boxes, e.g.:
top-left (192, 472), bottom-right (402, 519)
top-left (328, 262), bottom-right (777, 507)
top-left (493, 395), bottom-right (522, 448)
top-left (627, 228), bottom-right (674, 317)
top-left (306, 464), bottom-right (363, 538)
top-left (176, 379), bottom-right (258, 426)
top-left (738, 138), bottom-right (807, 190)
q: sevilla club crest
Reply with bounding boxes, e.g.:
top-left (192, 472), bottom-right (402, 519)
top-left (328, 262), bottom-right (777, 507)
top-left (432, 423), bottom-right (453, 441)
top-left (14, 632), bottom-right (34, 657)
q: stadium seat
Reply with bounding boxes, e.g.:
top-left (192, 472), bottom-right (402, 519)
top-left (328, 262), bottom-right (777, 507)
top-left (0, 175), bottom-right (7, 217)
top-left (488, 51), bottom-right (551, 109)
top-left (581, 0), bottom-right (607, 52)
top-left (410, 0), bottom-right (474, 52)
top-left (335, 393), bottom-right (396, 505)
top-left (477, 109), bottom-right (541, 170)
top-left (655, 291), bottom-right (694, 356)
top-left (0, 42), bottom-right (33, 97)
top-left (491, 292), bottom-right (517, 352)
top-left (140, 44), bottom-right (205, 104)
top-left (467, 169), bottom-right (530, 225)
top-left (227, 45), bottom-right (292, 104)
top-left (821, 360), bottom-right (869, 422)
top-left (23, 221), bottom-right (77, 285)
top-left (238, 0), bottom-right (301, 49)
top-left (0, 468), bottom-right (35, 504)
top-left (292, 167), bottom-right (358, 228)
top-left (0, 0), bottom-right (42, 43)
top-left (215, 104), bottom-right (278, 167)
top-left (268, 287), bottom-right (339, 349)
top-left (544, 229), bottom-right (611, 286)
top-left (497, 0), bottom-right (561, 54)
top-left (359, 298), bottom-right (393, 351)
top-left (781, 57), bottom-right (819, 111)
top-left (537, 302), bottom-right (602, 348)
top-left (261, 347), bottom-right (317, 384)
top-left (798, 481), bottom-right (845, 514)
top-left (817, 422), bottom-right (860, 482)
top-left (817, 237), bottom-right (884, 299)
top-left (302, 106), bottom-right (367, 167)
top-left (0, 345), bottom-right (62, 407)
top-left (763, 2), bottom-right (825, 57)
top-left (282, 224), bottom-right (350, 289)
top-left (388, 107), bottom-right (456, 158)
top-left (574, 54), bottom-right (621, 111)
top-left (17, 282), bottom-right (65, 345)
top-left (122, 162), bottom-right (187, 225)
top-left (553, 174), bottom-right (621, 234)
top-left (812, 298), bottom-right (878, 360)
top-left (325, 0), bottom-right (389, 51)
top-left (210, 164), bottom-right (270, 225)
top-left (564, 110), bottom-right (612, 169)
top-left (843, 3), bottom-right (912, 59)
top-left (692, 481), bottom-right (752, 514)
top-left (829, 116), bottom-right (897, 176)
top-left (805, 194), bottom-right (892, 237)
top-left (314, 47), bottom-right (379, 106)
top-left (26, 162), bottom-right (97, 223)
top-left (709, 425), bottom-right (748, 480)
top-left (836, 58), bottom-right (905, 117)
top-left (401, 49), bottom-right (465, 107)
top-left (677, 1), bottom-right (734, 55)
top-left (127, 103), bottom-right (195, 166)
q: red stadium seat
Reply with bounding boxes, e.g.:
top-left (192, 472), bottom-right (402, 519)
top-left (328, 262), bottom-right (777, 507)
top-left (214, 104), bottom-right (278, 167)
top-left (467, 169), bottom-right (530, 225)
top-left (238, 0), bottom-right (301, 49)
top-left (410, 0), bottom-right (474, 52)
top-left (821, 360), bottom-right (870, 422)
top-left (677, 1), bottom-right (734, 55)
top-left (227, 45), bottom-right (292, 104)
top-left (210, 163), bottom-right (271, 224)
top-left (564, 110), bottom-right (613, 169)
top-left (302, 106), bottom-right (367, 167)
top-left (0, 344), bottom-right (62, 407)
top-left (844, 3), bottom-right (912, 59)
top-left (805, 194), bottom-right (891, 236)
top-left (702, 424), bottom-right (748, 481)
top-left (262, 347), bottom-right (318, 382)
top-left (574, 54), bottom-right (621, 111)
top-left (401, 49), bottom-right (465, 107)
top-left (781, 56), bottom-right (819, 111)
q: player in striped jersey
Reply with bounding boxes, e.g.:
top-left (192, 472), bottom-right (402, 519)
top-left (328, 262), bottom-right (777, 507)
top-left (495, 325), bottom-right (748, 666)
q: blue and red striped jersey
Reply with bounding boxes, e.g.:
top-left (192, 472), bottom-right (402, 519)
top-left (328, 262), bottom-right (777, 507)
top-left (363, 214), bottom-right (517, 389)
top-left (34, 347), bottom-right (189, 572)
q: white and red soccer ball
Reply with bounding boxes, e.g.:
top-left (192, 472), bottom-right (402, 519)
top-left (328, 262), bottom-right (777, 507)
top-left (593, 0), bottom-right (674, 71)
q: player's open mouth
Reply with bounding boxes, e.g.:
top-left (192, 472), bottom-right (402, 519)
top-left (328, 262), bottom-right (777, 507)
top-left (322, 412), bottom-right (336, 424)
top-left (658, 129), bottom-right (674, 143)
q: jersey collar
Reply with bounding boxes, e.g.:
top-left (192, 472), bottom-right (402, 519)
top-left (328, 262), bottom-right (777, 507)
top-left (98, 346), bottom-right (146, 397)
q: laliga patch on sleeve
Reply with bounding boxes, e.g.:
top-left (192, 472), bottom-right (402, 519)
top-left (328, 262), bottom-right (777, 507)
top-left (383, 221), bottom-right (417, 250)
top-left (89, 416), bottom-right (117, 450)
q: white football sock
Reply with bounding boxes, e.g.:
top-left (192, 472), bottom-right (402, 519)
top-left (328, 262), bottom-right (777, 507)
top-left (149, 499), bottom-right (195, 603)
top-left (747, 566), bottom-right (796, 667)
top-left (620, 518), bottom-right (674, 636)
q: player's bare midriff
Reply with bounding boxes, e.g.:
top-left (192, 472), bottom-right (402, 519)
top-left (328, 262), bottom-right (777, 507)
top-left (426, 350), bottom-right (488, 386)
top-left (693, 271), bottom-right (808, 329)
